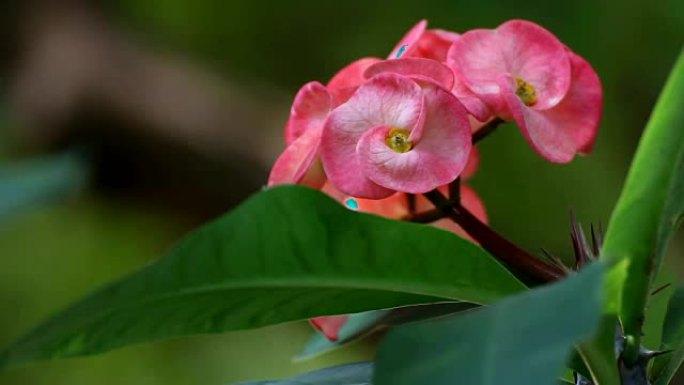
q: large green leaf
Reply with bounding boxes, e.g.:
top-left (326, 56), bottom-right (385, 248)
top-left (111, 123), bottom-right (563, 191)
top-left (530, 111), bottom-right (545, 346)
top-left (234, 362), bottom-right (373, 385)
top-left (0, 185), bottom-right (524, 368)
top-left (373, 263), bottom-right (604, 385)
top-left (601, 48), bottom-right (684, 359)
top-left (652, 285), bottom-right (684, 384)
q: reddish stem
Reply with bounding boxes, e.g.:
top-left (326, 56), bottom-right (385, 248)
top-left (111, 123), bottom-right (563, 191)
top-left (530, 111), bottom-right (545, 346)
top-left (423, 189), bottom-right (565, 283)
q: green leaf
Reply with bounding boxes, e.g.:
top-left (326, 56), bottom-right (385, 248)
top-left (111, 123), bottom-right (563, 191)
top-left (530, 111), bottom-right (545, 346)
top-left (373, 263), bottom-right (605, 385)
top-left (652, 285), bottom-right (684, 384)
top-left (0, 185), bottom-right (524, 368)
top-left (234, 362), bottom-right (373, 385)
top-left (575, 315), bottom-right (620, 385)
top-left (601, 48), bottom-right (684, 359)
top-left (296, 303), bottom-right (476, 361)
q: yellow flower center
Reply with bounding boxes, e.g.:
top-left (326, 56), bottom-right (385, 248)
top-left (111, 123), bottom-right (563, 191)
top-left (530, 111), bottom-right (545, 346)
top-left (515, 77), bottom-right (538, 106)
top-left (385, 128), bottom-right (413, 153)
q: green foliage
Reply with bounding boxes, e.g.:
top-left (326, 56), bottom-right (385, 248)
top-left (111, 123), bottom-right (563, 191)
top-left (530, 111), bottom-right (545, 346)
top-left (601, 48), bottom-right (684, 362)
top-left (373, 263), bottom-right (605, 385)
top-left (575, 315), bottom-right (620, 385)
top-left (652, 285), bottom-right (684, 384)
top-left (234, 362), bottom-right (372, 385)
top-left (0, 185), bottom-right (524, 368)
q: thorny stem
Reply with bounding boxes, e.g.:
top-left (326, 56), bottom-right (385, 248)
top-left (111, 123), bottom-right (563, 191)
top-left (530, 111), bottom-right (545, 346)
top-left (422, 189), bottom-right (565, 283)
top-left (403, 118), bottom-right (559, 283)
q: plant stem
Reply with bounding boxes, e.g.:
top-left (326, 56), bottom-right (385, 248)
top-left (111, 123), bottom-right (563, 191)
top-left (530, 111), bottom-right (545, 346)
top-left (423, 189), bottom-right (565, 283)
top-left (473, 118), bottom-right (504, 144)
top-left (448, 178), bottom-right (461, 203)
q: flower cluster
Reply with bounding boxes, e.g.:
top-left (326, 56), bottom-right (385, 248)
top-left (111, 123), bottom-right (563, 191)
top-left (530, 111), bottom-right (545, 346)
top-left (268, 19), bottom-right (602, 341)
top-left (269, 18), bottom-right (601, 198)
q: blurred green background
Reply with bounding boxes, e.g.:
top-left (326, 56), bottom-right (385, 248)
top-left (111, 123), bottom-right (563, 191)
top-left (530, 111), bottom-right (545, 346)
top-left (0, 0), bottom-right (682, 384)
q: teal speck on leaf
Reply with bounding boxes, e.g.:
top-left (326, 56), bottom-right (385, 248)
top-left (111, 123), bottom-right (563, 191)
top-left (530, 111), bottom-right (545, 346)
top-left (396, 45), bottom-right (408, 58)
top-left (345, 198), bottom-right (359, 210)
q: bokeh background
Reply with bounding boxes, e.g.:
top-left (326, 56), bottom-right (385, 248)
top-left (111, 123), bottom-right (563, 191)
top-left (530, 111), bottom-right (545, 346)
top-left (0, 1), bottom-right (682, 384)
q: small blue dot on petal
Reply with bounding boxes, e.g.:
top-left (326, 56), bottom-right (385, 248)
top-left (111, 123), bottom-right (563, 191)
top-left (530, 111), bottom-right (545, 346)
top-left (345, 198), bottom-right (359, 210)
top-left (396, 45), bottom-right (408, 58)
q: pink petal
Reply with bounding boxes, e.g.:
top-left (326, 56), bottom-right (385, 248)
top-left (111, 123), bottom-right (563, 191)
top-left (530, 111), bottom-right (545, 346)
top-left (448, 20), bottom-right (571, 112)
top-left (364, 58), bottom-right (455, 90)
top-left (497, 20), bottom-right (571, 109)
top-left (461, 147), bottom-right (480, 180)
top-left (356, 86), bottom-right (471, 193)
top-left (284, 82), bottom-right (332, 145)
top-left (564, 51), bottom-right (602, 154)
top-left (388, 20), bottom-right (428, 59)
top-left (450, 64), bottom-right (493, 121)
top-left (310, 316), bottom-right (349, 342)
top-left (355, 193), bottom-right (409, 219)
top-left (499, 50), bottom-right (602, 163)
top-left (461, 185), bottom-right (488, 224)
top-left (268, 126), bottom-right (325, 188)
top-left (415, 29), bottom-right (460, 61)
top-left (447, 28), bottom-right (510, 115)
top-left (447, 28), bottom-right (508, 98)
top-left (321, 74), bottom-right (424, 199)
top-left (328, 57), bottom-right (382, 106)
top-left (469, 115), bottom-right (493, 134)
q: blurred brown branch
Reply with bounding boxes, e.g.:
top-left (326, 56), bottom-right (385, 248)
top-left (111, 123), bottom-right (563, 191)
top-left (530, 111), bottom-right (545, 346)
top-left (10, 1), bottom-right (287, 164)
top-left (6, 1), bottom-right (291, 214)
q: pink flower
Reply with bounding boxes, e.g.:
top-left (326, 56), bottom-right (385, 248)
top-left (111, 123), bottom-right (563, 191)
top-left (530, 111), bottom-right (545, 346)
top-left (268, 81), bottom-right (331, 188)
top-left (321, 73), bottom-right (472, 199)
top-left (364, 57), bottom-right (455, 90)
top-left (269, 58), bottom-right (385, 188)
top-left (447, 19), bottom-right (602, 163)
top-left (328, 58), bottom-right (382, 106)
top-left (389, 20), bottom-right (460, 62)
top-left (388, 20), bottom-right (493, 123)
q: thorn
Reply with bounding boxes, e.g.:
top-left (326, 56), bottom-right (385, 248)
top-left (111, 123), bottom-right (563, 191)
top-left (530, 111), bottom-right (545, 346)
top-left (641, 348), bottom-right (672, 360)
top-left (540, 247), bottom-right (555, 262)
top-left (540, 248), bottom-right (571, 273)
top-left (577, 222), bottom-right (593, 261)
top-left (569, 208), bottom-right (578, 228)
top-left (570, 232), bottom-right (583, 269)
top-left (651, 283), bottom-right (672, 296)
top-left (569, 210), bottom-right (588, 267)
top-left (590, 223), bottom-right (599, 256)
